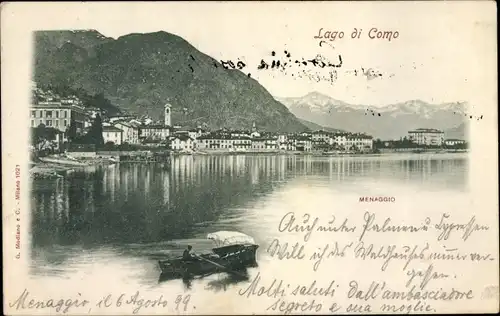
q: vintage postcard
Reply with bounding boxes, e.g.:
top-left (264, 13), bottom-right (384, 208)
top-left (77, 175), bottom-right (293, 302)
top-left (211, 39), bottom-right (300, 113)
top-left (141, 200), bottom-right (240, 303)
top-left (2, 1), bottom-right (499, 314)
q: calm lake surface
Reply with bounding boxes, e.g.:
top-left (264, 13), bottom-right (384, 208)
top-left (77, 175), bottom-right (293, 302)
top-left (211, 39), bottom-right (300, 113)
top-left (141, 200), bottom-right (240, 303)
top-left (29, 153), bottom-right (468, 298)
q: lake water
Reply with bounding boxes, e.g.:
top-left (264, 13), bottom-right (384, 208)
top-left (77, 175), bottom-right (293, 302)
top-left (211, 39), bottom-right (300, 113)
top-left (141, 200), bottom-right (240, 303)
top-left (28, 153), bottom-right (474, 313)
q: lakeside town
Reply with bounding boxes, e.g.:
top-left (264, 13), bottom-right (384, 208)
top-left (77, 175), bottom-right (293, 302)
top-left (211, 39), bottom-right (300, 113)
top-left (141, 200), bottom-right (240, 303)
top-left (29, 82), bottom-right (468, 177)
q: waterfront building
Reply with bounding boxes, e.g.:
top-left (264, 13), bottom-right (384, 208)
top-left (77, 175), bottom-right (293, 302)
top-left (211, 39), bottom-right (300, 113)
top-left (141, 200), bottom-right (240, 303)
top-left (139, 125), bottom-right (172, 141)
top-left (345, 134), bottom-right (373, 151)
top-left (408, 128), bottom-right (444, 146)
top-left (311, 130), bottom-right (334, 145)
top-left (251, 138), bottom-right (266, 150)
top-left (197, 132), bottom-right (232, 150)
top-left (285, 140), bottom-right (297, 151)
top-left (197, 132), bottom-right (252, 151)
top-left (170, 134), bottom-right (194, 151)
top-left (233, 136), bottom-right (252, 151)
top-left (292, 135), bottom-right (312, 151)
top-left (114, 121), bottom-right (140, 144)
top-left (264, 138), bottom-right (278, 149)
top-left (312, 140), bottom-right (330, 151)
top-left (444, 139), bottom-right (466, 146)
top-left (331, 133), bottom-right (348, 148)
top-left (102, 126), bottom-right (123, 145)
top-left (30, 101), bottom-right (87, 135)
top-left (277, 134), bottom-right (289, 150)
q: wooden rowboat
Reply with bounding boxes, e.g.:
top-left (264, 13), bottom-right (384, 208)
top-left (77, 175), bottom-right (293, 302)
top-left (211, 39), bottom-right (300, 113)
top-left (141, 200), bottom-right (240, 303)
top-left (158, 231), bottom-right (259, 279)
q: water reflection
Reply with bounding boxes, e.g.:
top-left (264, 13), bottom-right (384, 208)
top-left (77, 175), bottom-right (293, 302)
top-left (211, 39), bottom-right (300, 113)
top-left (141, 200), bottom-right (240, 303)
top-left (30, 154), bottom-right (467, 280)
top-left (158, 265), bottom-right (254, 292)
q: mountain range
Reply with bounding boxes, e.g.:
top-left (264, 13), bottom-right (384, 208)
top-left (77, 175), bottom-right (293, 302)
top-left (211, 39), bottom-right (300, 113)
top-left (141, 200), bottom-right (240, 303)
top-left (276, 92), bottom-right (469, 140)
top-left (33, 30), bottom-right (307, 132)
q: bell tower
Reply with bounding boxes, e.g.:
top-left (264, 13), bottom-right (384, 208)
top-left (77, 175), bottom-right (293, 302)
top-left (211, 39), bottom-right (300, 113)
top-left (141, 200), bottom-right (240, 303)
top-left (164, 103), bottom-right (171, 126)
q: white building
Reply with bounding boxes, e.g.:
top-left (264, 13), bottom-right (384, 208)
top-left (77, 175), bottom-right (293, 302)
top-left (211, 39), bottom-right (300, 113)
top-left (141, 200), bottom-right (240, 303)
top-left (140, 125), bottom-right (172, 141)
top-left (102, 126), bottom-right (123, 145)
top-left (138, 102), bottom-right (174, 143)
top-left (30, 101), bottom-right (87, 134)
top-left (174, 128), bottom-right (206, 141)
top-left (170, 134), bottom-right (194, 151)
top-left (251, 137), bottom-right (278, 150)
top-left (250, 131), bottom-right (261, 138)
top-left (291, 136), bottom-right (312, 151)
top-left (311, 130), bottom-right (334, 145)
top-left (444, 139), bottom-right (466, 146)
top-left (114, 121), bottom-right (140, 144)
top-left (332, 133), bottom-right (348, 148)
top-left (197, 133), bottom-right (252, 151)
top-left (250, 122), bottom-right (261, 138)
top-left (345, 134), bottom-right (373, 151)
top-left (277, 134), bottom-right (289, 150)
top-left (408, 128), bottom-right (444, 146)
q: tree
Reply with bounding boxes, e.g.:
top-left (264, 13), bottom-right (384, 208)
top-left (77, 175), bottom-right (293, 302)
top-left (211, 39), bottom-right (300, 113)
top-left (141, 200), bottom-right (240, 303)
top-left (373, 138), bottom-right (384, 149)
top-left (31, 124), bottom-right (58, 143)
top-left (103, 141), bottom-right (116, 150)
top-left (66, 118), bottom-right (77, 143)
top-left (31, 124), bottom-right (60, 153)
top-left (87, 114), bottom-right (105, 147)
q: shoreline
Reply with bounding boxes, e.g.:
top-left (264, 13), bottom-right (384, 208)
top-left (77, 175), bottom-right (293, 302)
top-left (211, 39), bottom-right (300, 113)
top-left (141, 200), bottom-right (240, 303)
top-left (30, 155), bottom-right (116, 179)
top-left (187, 149), bottom-right (468, 157)
top-left (30, 150), bottom-right (468, 179)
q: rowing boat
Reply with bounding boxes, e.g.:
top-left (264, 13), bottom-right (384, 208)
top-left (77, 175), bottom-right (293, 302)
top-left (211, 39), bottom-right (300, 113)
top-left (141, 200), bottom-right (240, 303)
top-left (158, 231), bottom-right (259, 278)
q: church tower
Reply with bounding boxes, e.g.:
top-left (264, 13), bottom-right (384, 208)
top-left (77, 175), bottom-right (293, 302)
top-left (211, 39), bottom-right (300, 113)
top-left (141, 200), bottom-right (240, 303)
top-left (164, 103), bottom-right (171, 126)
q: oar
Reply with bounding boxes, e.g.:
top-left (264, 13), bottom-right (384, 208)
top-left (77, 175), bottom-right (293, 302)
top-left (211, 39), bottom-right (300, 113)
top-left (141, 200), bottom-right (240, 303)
top-left (193, 254), bottom-right (247, 278)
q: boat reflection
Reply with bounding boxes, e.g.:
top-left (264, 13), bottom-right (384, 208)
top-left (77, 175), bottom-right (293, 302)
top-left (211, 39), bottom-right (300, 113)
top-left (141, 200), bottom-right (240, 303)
top-left (158, 263), bottom-right (257, 291)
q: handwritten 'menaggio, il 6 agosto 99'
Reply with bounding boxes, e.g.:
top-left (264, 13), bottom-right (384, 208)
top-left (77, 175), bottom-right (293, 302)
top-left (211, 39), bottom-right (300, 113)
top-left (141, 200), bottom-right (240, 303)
top-left (2, 1), bottom-right (498, 315)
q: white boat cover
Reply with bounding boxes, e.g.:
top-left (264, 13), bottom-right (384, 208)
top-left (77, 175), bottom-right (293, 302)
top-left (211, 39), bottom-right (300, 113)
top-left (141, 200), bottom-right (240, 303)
top-left (207, 231), bottom-right (256, 246)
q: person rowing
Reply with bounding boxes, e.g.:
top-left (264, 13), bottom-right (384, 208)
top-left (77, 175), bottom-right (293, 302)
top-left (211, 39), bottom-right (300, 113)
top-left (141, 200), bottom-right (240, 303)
top-left (182, 245), bottom-right (197, 261)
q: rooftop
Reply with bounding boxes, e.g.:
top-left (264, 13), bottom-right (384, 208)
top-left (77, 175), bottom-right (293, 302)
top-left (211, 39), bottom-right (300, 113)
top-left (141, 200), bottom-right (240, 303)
top-left (171, 134), bottom-right (193, 141)
top-left (409, 128), bottom-right (443, 133)
top-left (141, 125), bottom-right (173, 129)
top-left (32, 102), bottom-right (85, 110)
top-left (198, 133), bottom-right (233, 140)
top-left (252, 137), bottom-right (276, 141)
top-left (103, 126), bottom-right (123, 132)
top-left (114, 121), bottom-right (134, 127)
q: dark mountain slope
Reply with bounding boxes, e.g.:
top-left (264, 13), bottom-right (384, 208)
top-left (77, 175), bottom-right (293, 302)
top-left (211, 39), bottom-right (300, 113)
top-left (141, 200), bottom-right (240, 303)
top-left (34, 30), bottom-right (306, 132)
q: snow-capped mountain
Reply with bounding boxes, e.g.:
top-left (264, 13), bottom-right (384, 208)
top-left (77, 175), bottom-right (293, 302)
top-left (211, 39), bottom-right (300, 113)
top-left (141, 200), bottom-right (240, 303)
top-left (277, 91), bottom-right (367, 113)
top-left (276, 92), bottom-right (469, 140)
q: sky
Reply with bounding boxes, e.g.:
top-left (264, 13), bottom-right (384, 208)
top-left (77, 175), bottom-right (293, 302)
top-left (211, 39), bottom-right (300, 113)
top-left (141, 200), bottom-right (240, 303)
top-left (5, 1), bottom-right (498, 108)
